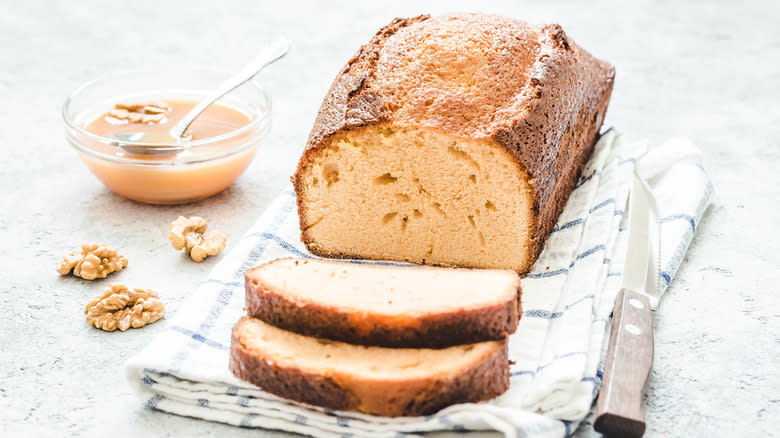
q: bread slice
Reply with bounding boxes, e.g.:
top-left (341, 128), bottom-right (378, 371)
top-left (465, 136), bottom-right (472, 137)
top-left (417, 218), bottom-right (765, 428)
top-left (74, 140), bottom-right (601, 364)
top-left (293, 13), bottom-right (614, 273)
top-left (229, 316), bottom-right (509, 416)
top-left (244, 258), bottom-right (522, 348)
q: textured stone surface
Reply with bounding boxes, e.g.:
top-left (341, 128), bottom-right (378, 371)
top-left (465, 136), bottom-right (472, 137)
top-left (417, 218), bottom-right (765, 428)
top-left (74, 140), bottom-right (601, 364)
top-left (0, 1), bottom-right (777, 437)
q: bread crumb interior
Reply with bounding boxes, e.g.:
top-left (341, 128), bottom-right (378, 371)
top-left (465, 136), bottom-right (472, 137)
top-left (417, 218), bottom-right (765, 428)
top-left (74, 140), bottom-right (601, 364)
top-left (299, 125), bottom-right (534, 271)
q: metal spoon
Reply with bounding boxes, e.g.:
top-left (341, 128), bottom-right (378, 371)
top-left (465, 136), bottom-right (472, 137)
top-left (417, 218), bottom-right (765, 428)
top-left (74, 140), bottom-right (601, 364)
top-left (112, 38), bottom-right (288, 155)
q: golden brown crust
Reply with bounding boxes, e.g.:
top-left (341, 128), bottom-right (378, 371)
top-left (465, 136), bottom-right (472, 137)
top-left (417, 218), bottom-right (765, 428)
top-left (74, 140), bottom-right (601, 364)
top-left (293, 13), bottom-right (615, 273)
top-left (303, 15), bottom-right (431, 150)
top-left (228, 317), bottom-right (510, 417)
top-left (494, 24), bottom-right (615, 265)
top-left (244, 260), bottom-right (522, 348)
top-left (229, 322), bottom-right (360, 410)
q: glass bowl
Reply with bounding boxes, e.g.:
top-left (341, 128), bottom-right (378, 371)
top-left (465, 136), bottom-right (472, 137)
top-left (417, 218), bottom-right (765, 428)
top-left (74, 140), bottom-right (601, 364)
top-left (63, 68), bottom-right (271, 204)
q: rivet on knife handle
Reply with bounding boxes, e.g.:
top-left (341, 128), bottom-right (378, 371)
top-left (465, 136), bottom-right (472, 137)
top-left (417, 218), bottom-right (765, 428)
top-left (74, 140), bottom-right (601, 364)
top-left (594, 288), bottom-right (654, 437)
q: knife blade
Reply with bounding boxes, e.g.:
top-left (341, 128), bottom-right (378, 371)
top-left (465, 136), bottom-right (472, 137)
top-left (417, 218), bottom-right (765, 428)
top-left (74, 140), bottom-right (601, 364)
top-left (594, 167), bottom-right (661, 437)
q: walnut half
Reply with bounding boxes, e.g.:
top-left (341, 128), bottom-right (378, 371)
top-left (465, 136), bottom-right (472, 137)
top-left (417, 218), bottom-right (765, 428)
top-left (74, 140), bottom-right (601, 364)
top-left (85, 284), bottom-right (165, 332)
top-left (108, 101), bottom-right (169, 124)
top-left (168, 216), bottom-right (226, 262)
top-left (57, 243), bottom-right (128, 280)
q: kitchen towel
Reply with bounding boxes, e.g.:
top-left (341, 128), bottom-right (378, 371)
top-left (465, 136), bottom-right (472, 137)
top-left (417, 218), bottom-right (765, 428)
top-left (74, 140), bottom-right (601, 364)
top-left (126, 130), bottom-right (713, 438)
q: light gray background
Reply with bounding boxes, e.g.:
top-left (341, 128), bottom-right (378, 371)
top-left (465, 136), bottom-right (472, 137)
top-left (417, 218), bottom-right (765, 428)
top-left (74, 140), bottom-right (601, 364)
top-left (1, 1), bottom-right (778, 437)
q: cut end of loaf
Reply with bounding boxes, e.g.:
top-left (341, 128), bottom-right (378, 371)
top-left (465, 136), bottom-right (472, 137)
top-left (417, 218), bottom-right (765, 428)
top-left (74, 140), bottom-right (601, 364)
top-left (295, 125), bottom-right (536, 272)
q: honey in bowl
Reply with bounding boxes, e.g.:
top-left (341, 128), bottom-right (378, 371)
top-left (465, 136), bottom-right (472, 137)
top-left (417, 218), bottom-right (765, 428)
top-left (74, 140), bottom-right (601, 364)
top-left (75, 98), bottom-right (264, 204)
top-left (86, 100), bottom-right (251, 147)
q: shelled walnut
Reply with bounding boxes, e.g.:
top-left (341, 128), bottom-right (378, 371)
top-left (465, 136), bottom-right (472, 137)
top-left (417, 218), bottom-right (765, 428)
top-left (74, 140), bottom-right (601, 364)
top-left (57, 243), bottom-right (128, 280)
top-left (168, 216), bottom-right (227, 262)
top-left (108, 101), bottom-right (169, 124)
top-left (84, 284), bottom-right (165, 332)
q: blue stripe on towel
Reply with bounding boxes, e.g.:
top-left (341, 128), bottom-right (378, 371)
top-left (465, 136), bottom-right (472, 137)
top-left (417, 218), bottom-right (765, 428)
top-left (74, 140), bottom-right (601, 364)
top-left (241, 231), bottom-right (311, 257)
top-left (524, 294), bottom-right (595, 320)
top-left (574, 171), bottom-right (600, 189)
top-left (661, 213), bottom-right (696, 232)
top-left (562, 420), bottom-right (572, 436)
top-left (526, 268), bottom-right (569, 279)
top-left (566, 294), bottom-right (596, 309)
top-left (260, 232), bottom-right (311, 258)
top-left (589, 197), bottom-right (616, 214)
top-left (146, 394), bottom-right (164, 409)
top-left (168, 326), bottom-right (229, 351)
top-left (551, 218), bottom-right (584, 233)
top-left (325, 409), bottom-right (354, 429)
top-left (526, 244), bottom-right (607, 279)
top-left (524, 309), bottom-right (562, 319)
top-left (439, 415), bottom-right (471, 433)
top-left (548, 200), bottom-right (624, 236)
top-left (576, 244), bottom-right (606, 261)
top-left (537, 351), bottom-right (587, 370)
top-left (198, 279), bottom-right (242, 288)
top-left (239, 413), bottom-right (258, 428)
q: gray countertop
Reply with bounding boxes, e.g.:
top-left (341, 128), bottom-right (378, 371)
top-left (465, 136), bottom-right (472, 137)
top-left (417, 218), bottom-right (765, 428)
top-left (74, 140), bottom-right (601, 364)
top-left (1, 1), bottom-right (778, 436)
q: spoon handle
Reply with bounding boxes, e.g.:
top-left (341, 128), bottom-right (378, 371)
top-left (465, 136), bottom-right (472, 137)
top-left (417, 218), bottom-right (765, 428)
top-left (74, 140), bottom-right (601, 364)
top-left (171, 38), bottom-right (289, 140)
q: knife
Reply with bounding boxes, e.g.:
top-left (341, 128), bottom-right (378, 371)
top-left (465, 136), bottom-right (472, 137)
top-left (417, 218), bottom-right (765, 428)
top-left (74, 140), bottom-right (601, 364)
top-left (594, 166), bottom-right (661, 437)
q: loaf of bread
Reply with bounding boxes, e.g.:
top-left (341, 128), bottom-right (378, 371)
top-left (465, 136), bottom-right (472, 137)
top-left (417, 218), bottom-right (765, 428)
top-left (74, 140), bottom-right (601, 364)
top-left (244, 258), bottom-right (522, 348)
top-left (229, 316), bottom-right (509, 416)
top-left (293, 13), bottom-right (614, 273)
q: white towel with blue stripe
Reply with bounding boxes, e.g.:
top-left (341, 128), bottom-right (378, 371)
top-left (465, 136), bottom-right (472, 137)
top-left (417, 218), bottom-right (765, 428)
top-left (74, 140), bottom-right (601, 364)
top-left (126, 130), bottom-right (713, 438)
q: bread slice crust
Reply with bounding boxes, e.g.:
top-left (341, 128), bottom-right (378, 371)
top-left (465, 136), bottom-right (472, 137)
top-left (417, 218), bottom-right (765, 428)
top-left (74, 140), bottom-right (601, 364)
top-left (244, 258), bottom-right (522, 348)
top-left (229, 317), bottom-right (510, 417)
top-left (293, 13), bottom-right (615, 273)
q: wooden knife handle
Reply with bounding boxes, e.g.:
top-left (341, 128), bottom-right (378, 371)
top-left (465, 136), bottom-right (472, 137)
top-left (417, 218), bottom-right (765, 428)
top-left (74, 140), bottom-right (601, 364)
top-left (594, 288), bottom-right (654, 437)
